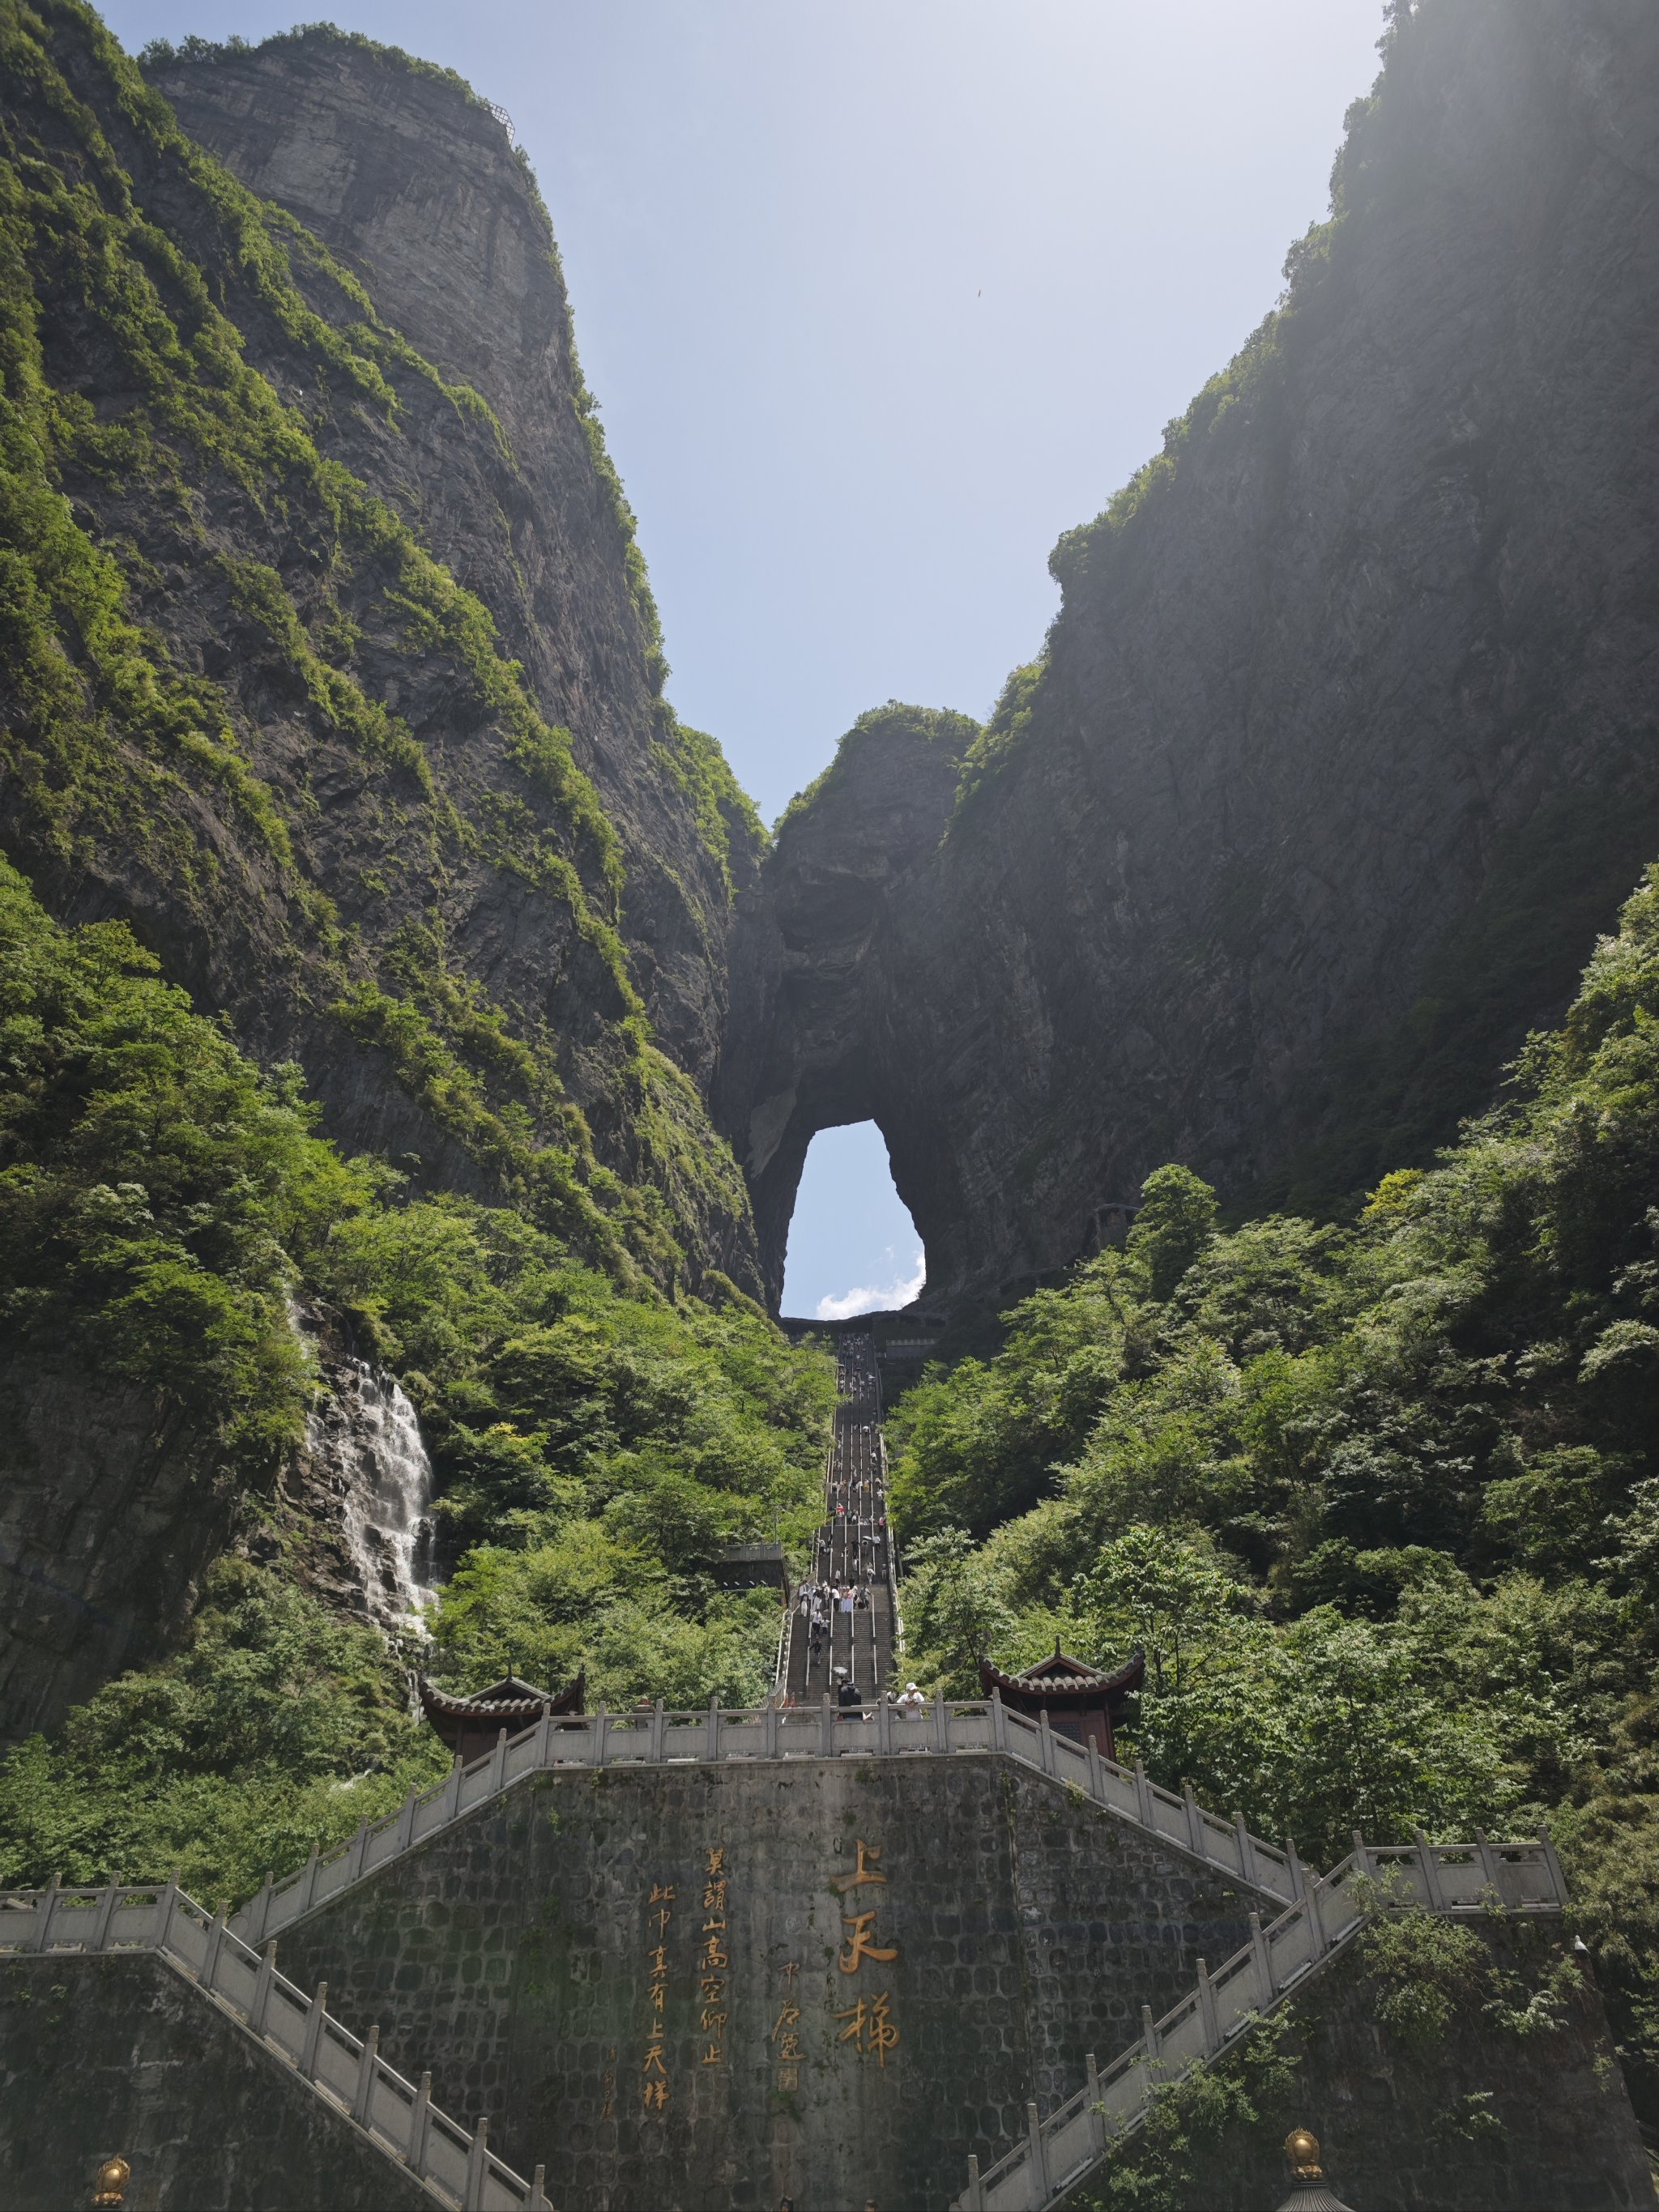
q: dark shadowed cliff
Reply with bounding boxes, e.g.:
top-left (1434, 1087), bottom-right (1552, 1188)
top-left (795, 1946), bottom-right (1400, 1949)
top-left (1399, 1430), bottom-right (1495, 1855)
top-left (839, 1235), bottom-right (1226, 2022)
top-left (725, 0), bottom-right (1659, 1315)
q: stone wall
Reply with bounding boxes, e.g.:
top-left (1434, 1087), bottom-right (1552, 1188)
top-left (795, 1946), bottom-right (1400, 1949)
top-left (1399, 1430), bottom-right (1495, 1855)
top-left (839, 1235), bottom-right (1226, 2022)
top-left (273, 1753), bottom-right (1272, 2212)
top-left (0, 1950), bottom-right (432, 2212)
top-left (1076, 1918), bottom-right (1654, 2212)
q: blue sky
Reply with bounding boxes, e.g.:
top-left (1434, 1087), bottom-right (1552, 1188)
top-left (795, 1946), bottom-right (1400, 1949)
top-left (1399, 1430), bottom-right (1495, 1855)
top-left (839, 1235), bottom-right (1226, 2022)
top-left (104, 0), bottom-right (1387, 1314)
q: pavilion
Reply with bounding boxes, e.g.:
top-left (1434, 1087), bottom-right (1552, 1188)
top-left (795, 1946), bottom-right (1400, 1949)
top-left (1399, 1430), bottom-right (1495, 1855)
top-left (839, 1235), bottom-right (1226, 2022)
top-left (979, 1639), bottom-right (1145, 1759)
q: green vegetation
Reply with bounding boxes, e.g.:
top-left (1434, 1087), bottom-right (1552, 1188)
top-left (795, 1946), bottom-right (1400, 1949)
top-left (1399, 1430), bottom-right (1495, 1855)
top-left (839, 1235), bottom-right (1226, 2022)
top-left (775, 701), bottom-right (978, 835)
top-left (0, 860), bottom-right (833, 1900)
top-left (892, 867), bottom-right (1659, 2112)
top-left (0, 0), bottom-right (757, 1292)
top-left (1076, 1909), bottom-right (1581, 2210)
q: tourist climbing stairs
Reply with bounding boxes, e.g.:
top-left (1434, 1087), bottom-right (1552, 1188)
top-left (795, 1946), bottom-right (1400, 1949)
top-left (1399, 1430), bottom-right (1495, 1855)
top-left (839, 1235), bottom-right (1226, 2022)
top-left (779, 1327), bottom-right (895, 1705)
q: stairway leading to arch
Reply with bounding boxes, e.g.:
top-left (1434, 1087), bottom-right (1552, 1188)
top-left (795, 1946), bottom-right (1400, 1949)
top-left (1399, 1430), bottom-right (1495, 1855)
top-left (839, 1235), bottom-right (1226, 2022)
top-left (779, 1327), bottom-right (895, 1704)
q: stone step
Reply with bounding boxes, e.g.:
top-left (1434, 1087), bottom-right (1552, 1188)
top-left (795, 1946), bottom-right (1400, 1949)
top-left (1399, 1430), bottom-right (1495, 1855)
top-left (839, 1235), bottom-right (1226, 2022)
top-left (956, 1828), bottom-right (1571, 2212)
top-left (0, 1873), bottom-right (544, 2210)
top-left (223, 1693), bottom-right (1301, 1954)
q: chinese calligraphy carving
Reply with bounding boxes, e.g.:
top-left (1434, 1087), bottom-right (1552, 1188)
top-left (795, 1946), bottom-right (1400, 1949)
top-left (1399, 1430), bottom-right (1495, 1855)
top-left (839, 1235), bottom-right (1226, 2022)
top-left (642, 1882), bottom-right (675, 2111)
top-left (774, 1958), bottom-right (803, 2091)
top-left (699, 1845), bottom-right (728, 2066)
top-left (830, 1838), bottom-right (900, 2066)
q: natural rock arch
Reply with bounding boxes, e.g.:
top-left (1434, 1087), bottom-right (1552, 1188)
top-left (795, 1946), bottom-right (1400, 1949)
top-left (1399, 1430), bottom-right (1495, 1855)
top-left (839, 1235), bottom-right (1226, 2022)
top-left (717, 708), bottom-right (975, 1315)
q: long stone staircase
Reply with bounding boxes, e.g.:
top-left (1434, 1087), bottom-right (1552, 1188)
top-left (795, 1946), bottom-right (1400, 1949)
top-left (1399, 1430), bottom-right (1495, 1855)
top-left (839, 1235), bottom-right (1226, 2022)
top-left (780, 1328), bottom-right (895, 1702)
top-left (0, 1320), bottom-right (1580, 2207)
top-left (953, 1826), bottom-right (1570, 2210)
top-left (0, 1873), bottom-right (543, 2209)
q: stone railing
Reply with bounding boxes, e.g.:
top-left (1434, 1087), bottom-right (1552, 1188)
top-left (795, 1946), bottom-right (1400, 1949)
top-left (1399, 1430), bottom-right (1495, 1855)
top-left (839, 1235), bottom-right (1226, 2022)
top-left (0, 1875), bottom-right (544, 2211)
top-left (955, 1829), bottom-right (1570, 2212)
top-left (230, 1691), bottom-right (1301, 1948)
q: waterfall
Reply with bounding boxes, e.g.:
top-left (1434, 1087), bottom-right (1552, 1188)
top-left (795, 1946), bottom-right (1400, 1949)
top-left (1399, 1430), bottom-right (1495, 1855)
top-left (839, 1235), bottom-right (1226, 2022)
top-left (306, 1359), bottom-right (439, 1633)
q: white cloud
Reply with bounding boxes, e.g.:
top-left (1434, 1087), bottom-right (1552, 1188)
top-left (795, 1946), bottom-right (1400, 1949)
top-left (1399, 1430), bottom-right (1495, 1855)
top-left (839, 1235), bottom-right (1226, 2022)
top-left (816, 1249), bottom-right (925, 1321)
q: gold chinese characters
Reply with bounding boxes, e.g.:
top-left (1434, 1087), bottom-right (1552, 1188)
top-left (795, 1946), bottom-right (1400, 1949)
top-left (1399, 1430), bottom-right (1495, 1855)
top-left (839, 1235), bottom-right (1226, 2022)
top-left (831, 1837), bottom-right (901, 2066)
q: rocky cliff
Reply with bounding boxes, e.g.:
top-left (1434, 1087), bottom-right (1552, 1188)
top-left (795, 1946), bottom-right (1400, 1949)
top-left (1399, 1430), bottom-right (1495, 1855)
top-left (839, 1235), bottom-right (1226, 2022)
top-left (0, 3), bottom-right (762, 1296)
top-left (725, 0), bottom-right (1659, 1314)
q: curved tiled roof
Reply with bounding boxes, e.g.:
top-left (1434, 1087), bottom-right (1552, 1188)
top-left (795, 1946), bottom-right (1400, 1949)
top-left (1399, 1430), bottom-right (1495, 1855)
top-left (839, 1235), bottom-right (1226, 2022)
top-left (979, 1639), bottom-right (1145, 1703)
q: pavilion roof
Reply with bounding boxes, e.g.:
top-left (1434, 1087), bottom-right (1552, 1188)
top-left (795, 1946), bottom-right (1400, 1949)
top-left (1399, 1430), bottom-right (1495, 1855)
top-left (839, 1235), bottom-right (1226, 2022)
top-left (416, 1669), bottom-right (586, 1722)
top-left (979, 1639), bottom-right (1145, 1703)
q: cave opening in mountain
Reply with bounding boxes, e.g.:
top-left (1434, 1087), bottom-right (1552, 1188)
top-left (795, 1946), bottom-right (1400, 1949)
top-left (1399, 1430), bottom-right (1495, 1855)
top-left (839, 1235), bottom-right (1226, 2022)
top-left (778, 1121), bottom-right (925, 1322)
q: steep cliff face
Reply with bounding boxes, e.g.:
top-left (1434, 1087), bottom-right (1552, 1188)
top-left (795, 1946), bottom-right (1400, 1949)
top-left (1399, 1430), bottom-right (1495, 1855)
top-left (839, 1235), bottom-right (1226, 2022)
top-left (727, 0), bottom-right (1659, 1312)
top-left (0, 4), bottom-right (761, 1295)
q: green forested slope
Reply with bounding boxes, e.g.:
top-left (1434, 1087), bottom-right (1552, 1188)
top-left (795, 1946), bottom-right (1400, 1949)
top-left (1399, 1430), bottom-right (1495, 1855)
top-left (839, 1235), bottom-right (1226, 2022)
top-left (0, 856), bottom-right (831, 1900)
top-left (0, 0), bottom-right (758, 1291)
top-left (892, 866), bottom-right (1659, 2115)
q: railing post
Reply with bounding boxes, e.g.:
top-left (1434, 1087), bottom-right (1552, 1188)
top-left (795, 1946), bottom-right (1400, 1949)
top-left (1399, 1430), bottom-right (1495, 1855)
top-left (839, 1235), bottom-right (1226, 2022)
top-left (249, 1871), bottom-right (275, 1946)
top-left (1414, 1826), bottom-right (1446, 1910)
top-left (1286, 1837), bottom-right (1306, 1901)
top-left (821, 1690), bottom-right (835, 1757)
top-left (297, 1842), bottom-right (321, 1916)
top-left (249, 1940), bottom-right (278, 2037)
top-left (1305, 1880), bottom-right (1329, 1958)
top-left (933, 1686), bottom-right (949, 1754)
top-left (991, 1688), bottom-right (1009, 1755)
top-left (1538, 1823), bottom-right (1568, 1907)
top-left (489, 1726), bottom-right (510, 1794)
top-left (965, 2153), bottom-right (986, 2212)
top-left (91, 1876), bottom-right (122, 1953)
top-left (527, 2164), bottom-right (549, 2212)
top-left (1085, 1738), bottom-right (1104, 1801)
top-left (352, 2025), bottom-right (381, 2125)
top-left (708, 1696), bottom-right (721, 1763)
top-left (1134, 1761), bottom-right (1157, 1829)
top-left (346, 1817), bottom-right (370, 1885)
top-left (299, 1981), bottom-right (328, 2078)
top-left (764, 1697), bottom-right (779, 1758)
top-left (1351, 1829), bottom-right (1371, 1883)
top-left (1038, 1707), bottom-right (1056, 1775)
top-left (595, 1705), bottom-right (614, 1770)
top-left (650, 1699), bottom-right (666, 1764)
top-left (1085, 2052), bottom-right (1104, 2153)
top-left (1196, 1958), bottom-right (1221, 2052)
top-left (463, 2116), bottom-right (490, 2211)
top-left (876, 1695), bottom-right (893, 1755)
top-left (1183, 1780), bottom-right (1207, 1860)
top-left (395, 1786), bottom-right (419, 1852)
top-left (407, 2069), bottom-right (432, 2170)
top-left (535, 1707), bottom-right (555, 1767)
top-left (1248, 1911), bottom-right (1277, 2002)
top-left (156, 1869), bottom-right (181, 1954)
top-left (201, 1903), bottom-right (228, 1989)
top-left (35, 1870), bottom-right (77, 1950)
top-left (1235, 1813), bottom-right (1258, 1886)
top-left (1025, 2099), bottom-right (1050, 2210)
top-left (442, 1756), bottom-right (464, 1822)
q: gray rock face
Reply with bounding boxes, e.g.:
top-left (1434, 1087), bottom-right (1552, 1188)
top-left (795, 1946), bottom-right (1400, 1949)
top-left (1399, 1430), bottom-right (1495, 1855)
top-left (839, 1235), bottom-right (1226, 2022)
top-left (2, 17), bottom-right (763, 1294)
top-left (150, 36), bottom-right (753, 1102)
top-left (724, 0), bottom-right (1659, 1313)
top-left (0, 1357), bottom-right (228, 1747)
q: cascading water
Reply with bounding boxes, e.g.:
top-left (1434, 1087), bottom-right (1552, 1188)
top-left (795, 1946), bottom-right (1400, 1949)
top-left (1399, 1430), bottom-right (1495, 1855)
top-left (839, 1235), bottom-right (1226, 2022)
top-left (306, 1359), bottom-right (439, 1634)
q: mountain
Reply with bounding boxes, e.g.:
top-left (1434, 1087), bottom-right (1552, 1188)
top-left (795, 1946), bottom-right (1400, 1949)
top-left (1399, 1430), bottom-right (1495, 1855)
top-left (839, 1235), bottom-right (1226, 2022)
top-left (724, 0), bottom-right (1659, 1315)
top-left (2, 3), bottom-right (763, 1297)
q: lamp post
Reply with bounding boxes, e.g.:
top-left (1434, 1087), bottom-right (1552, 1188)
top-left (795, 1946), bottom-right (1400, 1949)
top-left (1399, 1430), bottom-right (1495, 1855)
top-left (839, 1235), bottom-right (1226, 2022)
top-left (1274, 2128), bottom-right (1354, 2212)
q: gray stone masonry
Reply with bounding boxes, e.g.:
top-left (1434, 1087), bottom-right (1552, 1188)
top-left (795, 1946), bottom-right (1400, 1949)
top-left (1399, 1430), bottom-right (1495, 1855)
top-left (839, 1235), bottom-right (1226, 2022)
top-left (1071, 1919), bottom-right (1655, 2212)
top-left (273, 1753), bottom-right (1273, 2212)
top-left (0, 1950), bottom-right (436, 2211)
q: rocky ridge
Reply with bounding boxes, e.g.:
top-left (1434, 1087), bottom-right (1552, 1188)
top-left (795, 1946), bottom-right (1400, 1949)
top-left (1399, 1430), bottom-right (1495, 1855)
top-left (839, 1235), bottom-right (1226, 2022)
top-left (723, 0), bottom-right (1659, 1315)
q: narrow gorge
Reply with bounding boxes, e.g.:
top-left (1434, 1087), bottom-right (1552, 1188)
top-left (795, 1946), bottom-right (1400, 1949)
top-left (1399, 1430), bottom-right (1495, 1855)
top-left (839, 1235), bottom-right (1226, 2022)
top-left (4, 2), bottom-right (1659, 2204)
